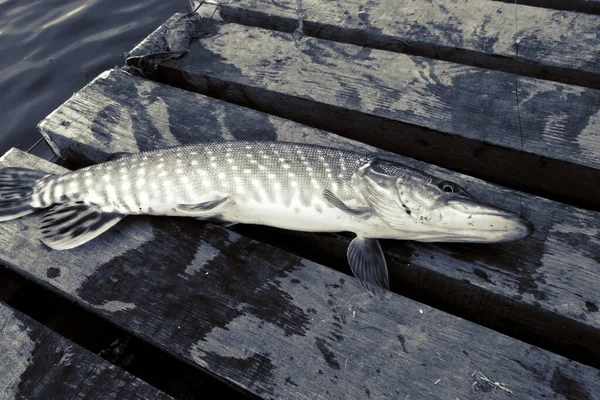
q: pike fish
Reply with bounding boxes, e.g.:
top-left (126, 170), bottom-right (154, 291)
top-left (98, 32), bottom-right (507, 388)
top-left (0, 141), bottom-right (533, 297)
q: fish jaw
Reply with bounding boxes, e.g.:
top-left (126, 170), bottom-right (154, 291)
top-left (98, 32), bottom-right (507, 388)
top-left (352, 159), bottom-right (534, 243)
top-left (409, 199), bottom-right (534, 243)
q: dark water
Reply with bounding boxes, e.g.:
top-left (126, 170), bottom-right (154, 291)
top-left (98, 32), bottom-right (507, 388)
top-left (0, 0), bottom-right (186, 160)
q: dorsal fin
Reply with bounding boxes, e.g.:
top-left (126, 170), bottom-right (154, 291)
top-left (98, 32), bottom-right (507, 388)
top-left (107, 151), bottom-right (134, 161)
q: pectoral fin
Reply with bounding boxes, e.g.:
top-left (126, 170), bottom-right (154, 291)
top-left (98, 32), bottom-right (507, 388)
top-left (347, 237), bottom-right (391, 299)
top-left (322, 189), bottom-right (371, 218)
top-left (41, 203), bottom-right (124, 250)
top-left (176, 196), bottom-right (233, 216)
top-left (198, 215), bottom-right (238, 228)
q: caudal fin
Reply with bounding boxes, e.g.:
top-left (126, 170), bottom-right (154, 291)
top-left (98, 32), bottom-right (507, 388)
top-left (0, 167), bottom-right (50, 221)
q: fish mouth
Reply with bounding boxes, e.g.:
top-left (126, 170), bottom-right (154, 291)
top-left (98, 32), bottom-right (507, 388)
top-left (438, 216), bottom-right (534, 243)
top-left (430, 199), bottom-right (535, 243)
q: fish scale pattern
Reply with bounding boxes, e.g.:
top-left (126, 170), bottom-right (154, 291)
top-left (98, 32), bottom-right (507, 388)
top-left (33, 141), bottom-right (376, 215)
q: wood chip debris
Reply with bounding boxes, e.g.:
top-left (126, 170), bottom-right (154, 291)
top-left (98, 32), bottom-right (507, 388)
top-left (472, 371), bottom-right (513, 395)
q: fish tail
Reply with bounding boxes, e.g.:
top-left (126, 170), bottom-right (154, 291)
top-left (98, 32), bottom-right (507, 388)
top-left (0, 167), bottom-right (50, 221)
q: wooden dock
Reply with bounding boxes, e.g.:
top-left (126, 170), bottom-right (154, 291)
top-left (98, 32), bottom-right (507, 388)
top-left (1, 0), bottom-right (600, 398)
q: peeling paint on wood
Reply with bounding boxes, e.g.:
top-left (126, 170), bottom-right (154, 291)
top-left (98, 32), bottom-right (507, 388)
top-left (36, 69), bottom-right (600, 367)
top-left (0, 303), bottom-right (171, 399)
top-left (126, 15), bottom-right (600, 209)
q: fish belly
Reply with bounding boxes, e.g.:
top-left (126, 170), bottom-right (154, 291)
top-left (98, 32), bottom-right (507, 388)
top-left (220, 199), bottom-right (357, 233)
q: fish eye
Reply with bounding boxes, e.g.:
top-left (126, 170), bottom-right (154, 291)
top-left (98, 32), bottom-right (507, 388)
top-left (437, 181), bottom-right (458, 194)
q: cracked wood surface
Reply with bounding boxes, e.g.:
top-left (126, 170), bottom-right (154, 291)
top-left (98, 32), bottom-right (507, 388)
top-left (192, 0), bottom-right (600, 89)
top-left (37, 69), bottom-right (600, 370)
top-left (0, 302), bottom-right (171, 399)
top-left (126, 14), bottom-right (600, 210)
top-left (1, 147), bottom-right (599, 400)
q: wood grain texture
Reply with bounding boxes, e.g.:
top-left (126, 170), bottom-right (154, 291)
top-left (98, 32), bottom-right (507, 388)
top-left (0, 302), bottom-right (171, 400)
top-left (38, 69), bottom-right (600, 368)
top-left (492, 0), bottom-right (600, 15)
top-left (126, 14), bottom-right (600, 209)
top-left (2, 149), bottom-right (600, 400)
top-left (191, 0), bottom-right (600, 88)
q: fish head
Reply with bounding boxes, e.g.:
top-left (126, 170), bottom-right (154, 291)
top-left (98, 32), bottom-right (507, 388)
top-left (357, 161), bottom-right (534, 242)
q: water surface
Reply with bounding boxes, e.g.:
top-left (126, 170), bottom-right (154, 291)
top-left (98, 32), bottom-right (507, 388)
top-left (0, 0), bottom-right (186, 159)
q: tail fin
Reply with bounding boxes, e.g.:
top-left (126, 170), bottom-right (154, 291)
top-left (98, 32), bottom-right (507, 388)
top-left (0, 167), bottom-right (50, 221)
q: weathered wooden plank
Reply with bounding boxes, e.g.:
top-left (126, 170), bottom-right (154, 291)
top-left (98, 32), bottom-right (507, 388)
top-left (192, 0), bottom-right (600, 89)
top-left (126, 14), bottom-right (600, 210)
top-left (38, 69), bottom-right (600, 368)
top-left (2, 149), bottom-right (600, 400)
top-left (0, 302), bottom-right (172, 400)
top-left (493, 0), bottom-right (600, 15)
top-left (0, 264), bottom-right (253, 400)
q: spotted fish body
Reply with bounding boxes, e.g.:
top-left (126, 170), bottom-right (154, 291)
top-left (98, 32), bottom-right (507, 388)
top-left (0, 141), bottom-right (534, 298)
top-left (31, 142), bottom-right (378, 235)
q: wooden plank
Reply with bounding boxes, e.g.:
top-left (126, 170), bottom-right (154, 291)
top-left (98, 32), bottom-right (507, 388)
top-left (0, 302), bottom-right (172, 400)
top-left (0, 264), bottom-right (254, 400)
top-left (493, 0), bottom-right (600, 15)
top-left (38, 69), bottom-right (600, 369)
top-left (2, 150), bottom-right (600, 400)
top-left (126, 14), bottom-right (600, 210)
top-left (192, 0), bottom-right (600, 89)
